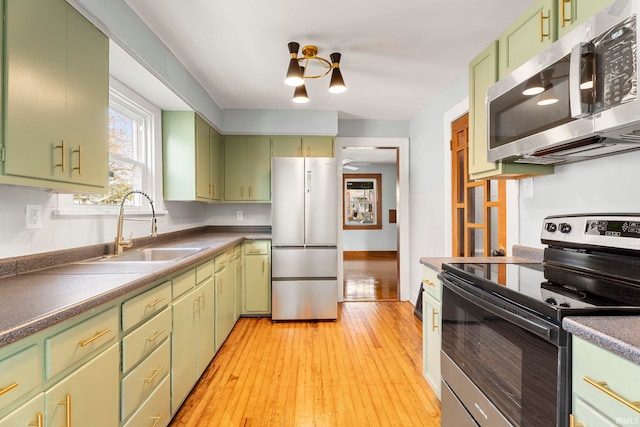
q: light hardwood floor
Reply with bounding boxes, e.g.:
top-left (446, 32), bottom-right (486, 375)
top-left (343, 252), bottom-right (398, 301)
top-left (169, 301), bottom-right (441, 426)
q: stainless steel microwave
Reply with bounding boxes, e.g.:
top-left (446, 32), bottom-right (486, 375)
top-left (487, 0), bottom-right (640, 165)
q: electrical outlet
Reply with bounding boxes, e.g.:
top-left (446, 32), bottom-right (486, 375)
top-left (26, 204), bottom-right (42, 229)
top-left (236, 211), bottom-right (243, 221)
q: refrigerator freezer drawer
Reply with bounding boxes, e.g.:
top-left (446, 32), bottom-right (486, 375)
top-left (272, 280), bottom-right (338, 320)
top-left (272, 247), bottom-right (337, 278)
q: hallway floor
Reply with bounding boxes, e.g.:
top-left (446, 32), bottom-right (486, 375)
top-left (343, 253), bottom-right (398, 301)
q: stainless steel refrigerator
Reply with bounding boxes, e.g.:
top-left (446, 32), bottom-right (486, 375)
top-left (271, 157), bottom-right (338, 320)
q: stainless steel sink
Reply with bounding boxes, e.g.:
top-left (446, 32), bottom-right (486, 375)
top-left (84, 247), bottom-right (204, 263)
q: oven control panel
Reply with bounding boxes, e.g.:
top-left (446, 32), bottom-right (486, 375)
top-left (541, 214), bottom-right (640, 250)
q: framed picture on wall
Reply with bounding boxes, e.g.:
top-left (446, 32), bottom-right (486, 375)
top-left (343, 174), bottom-right (382, 230)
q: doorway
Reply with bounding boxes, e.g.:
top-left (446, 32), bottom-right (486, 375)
top-left (341, 147), bottom-right (399, 302)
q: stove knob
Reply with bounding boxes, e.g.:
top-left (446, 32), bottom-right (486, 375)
top-left (545, 222), bottom-right (557, 232)
top-left (545, 298), bottom-right (557, 306)
top-left (559, 223), bottom-right (572, 233)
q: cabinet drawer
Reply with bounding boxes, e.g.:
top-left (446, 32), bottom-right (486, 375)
top-left (121, 339), bottom-right (170, 420)
top-left (244, 241), bottom-right (269, 255)
top-left (122, 308), bottom-right (171, 373)
top-left (122, 281), bottom-right (171, 332)
top-left (573, 336), bottom-right (640, 420)
top-left (123, 375), bottom-right (170, 427)
top-left (196, 260), bottom-right (214, 285)
top-left (46, 307), bottom-right (118, 379)
top-left (215, 252), bottom-right (230, 271)
top-left (172, 269), bottom-right (195, 299)
top-left (422, 266), bottom-right (442, 301)
top-left (0, 345), bottom-right (41, 413)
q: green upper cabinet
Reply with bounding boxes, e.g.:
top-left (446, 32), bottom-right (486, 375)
top-left (224, 136), bottom-right (271, 201)
top-left (162, 111), bottom-right (222, 202)
top-left (2, 0), bottom-right (108, 191)
top-left (209, 129), bottom-right (224, 201)
top-left (498, 0), bottom-right (557, 79)
top-left (469, 42), bottom-right (553, 180)
top-left (557, 0), bottom-right (613, 38)
top-left (271, 136), bottom-right (334, 157)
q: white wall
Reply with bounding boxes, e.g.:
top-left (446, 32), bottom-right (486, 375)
top-left (342, 163), bottom-right (398, 252)
top-left (519, 150), bottom-right (640, 247)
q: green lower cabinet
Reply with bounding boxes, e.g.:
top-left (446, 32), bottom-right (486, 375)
top-left (45, 343), bottom-right (120, 427)
top-left (215, 251), bottom-right (236, 351)
top-left (243, 241), bottom-right (271, 314)
top-left (0, 393), bottom-right (44, 427)
top-left (571, 336), bottom-right (640, 425)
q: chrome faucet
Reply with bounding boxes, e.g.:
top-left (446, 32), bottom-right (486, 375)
top-left (114, 190), bottom-right (158, 255)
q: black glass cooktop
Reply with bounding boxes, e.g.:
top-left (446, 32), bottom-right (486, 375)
top-left (441, 262), bottom-right (640, 321)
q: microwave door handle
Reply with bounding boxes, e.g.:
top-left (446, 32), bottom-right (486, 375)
top-left (569, 42), bottom-right (596, 118)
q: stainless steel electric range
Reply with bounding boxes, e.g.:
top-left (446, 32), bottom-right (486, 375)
top-left (439, 214), bottom-right (640, 427)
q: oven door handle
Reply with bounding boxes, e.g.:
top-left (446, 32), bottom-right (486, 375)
top-left (442, 276), bottom-right (559, 345)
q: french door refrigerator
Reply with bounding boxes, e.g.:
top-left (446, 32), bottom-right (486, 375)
top-left (271, 157), bottom-right (338, 320)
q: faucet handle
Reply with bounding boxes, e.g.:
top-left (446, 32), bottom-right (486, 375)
top-left (151, 218), bottom-right (158, 238)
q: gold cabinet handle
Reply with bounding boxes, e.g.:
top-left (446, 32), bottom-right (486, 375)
top-left (306, 147), bottom-right (310, 157)
top-left (584, 376), bottom-right (640, 414)
top-left (79, 328), bottom-right (112, 347)
top-left (561, 0), bottom-right (572, 27)
top-left (432, 309), bottom-right (439, 331)
top-left (539, 10), bottom-right (550, 41)
top-left (144, 366), bottom-right (165, 384)
top-left (199, 293), bottom-right (206, 311)
top-left (262, 259), bottom-right (265, 275)
top-left (150, 414), bottom-right (164, 427)
top-left (0, 382), bottom-right (18, 396)
top-left (54, 140), bottom-right (66, 172)
top-left (569, 414), bottom-right (584, 427)
top-left (422, 279), bottom-right (435, 288)
top-left (71, 145), bottom-right (82, 175)
top-left (58, 394), bottom-right (71, 427)
top-left (27, 413), bottom-right (43, 427)
top-left (240, 187), bottom-right (244, 198)
top-left (146, 328), bottom-right (167, 343)
top-left (212, 183), bottom-right (216, 197)
top-left (248, 186), bottom-right (252, 199)
top-left (146, 297), bottom-right (166, 309)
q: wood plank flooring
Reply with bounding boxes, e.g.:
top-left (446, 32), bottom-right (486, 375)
top-left (169, 302), bottom-right (441, 426)
top-left (343, 253), bottom-right (398, 301)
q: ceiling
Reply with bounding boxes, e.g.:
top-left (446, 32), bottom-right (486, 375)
top-left (122, 0), bottom-right (537, 122)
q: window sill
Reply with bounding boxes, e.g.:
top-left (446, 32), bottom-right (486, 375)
top-left (52, 208), bottom-right (168, 218)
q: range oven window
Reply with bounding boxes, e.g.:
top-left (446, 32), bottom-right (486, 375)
top-left (441, 285), bottom-right (558, 426)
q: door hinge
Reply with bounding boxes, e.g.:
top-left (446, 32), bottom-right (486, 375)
top-left (0, 145), bottom-right (5, 163)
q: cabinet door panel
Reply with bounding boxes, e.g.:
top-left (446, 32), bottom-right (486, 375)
top-left (303, 136), bottom-right (334, 157)
top-left (423, 292), bottom-right (441, 400)
top-left (45, 343), bottom-right (119, 427)
top-left (171, 290), bottom-right (198, 411)
top-left (246, 137), bottom-right (271, 201)
top-left (558, 0), bottom-right (612, 38)
top-left (66, 5), bottom-right (108, 188)
top-left (0, 393), bottom-right (44, 427)
top-left (224, 137), bottom-right (247, 201)
top-left (195, 115), bottom-right (211, 199)
top-left (4, 0), bottom-right (67, 182)
top-left (245, 253), bottom-right (271, 313)
top-left (271, 137), bottom-right (302, 157)
top-left (197, 277), bottom-right (215, 376)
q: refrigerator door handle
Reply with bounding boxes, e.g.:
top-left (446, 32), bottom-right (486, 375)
top-left (306, 170), bottom-right (311, 193)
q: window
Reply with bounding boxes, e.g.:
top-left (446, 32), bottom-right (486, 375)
top-left (73, 81), bottom-right (154, 207)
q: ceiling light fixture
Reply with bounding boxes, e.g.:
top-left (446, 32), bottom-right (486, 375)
top-left (284, 42), bottom-right (346, 102)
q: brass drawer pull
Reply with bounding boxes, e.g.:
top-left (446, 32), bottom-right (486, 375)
top-left (432, 309), bottom-right (440, 331)
top-left (0, 381), bottom-right (18, 396)
top-left (422, 279), bottom-right (435, 287)
top-left (561, 0), bottom-right (572, 27)
top-left (584, 376), bottom-right (640, 414)
top-left (79, 328), bottom-right (112, 347)
top-left (539, 10), bottom-right (550, 41)
top-left (144, 366), bottom-right (165, 384)
top-left (27, 413), bottom-right (43, 427)
top-left (72, 145), bottom-right (82, 175)
top-left (58, 394), bottom-right (71, 427)
top-left (569, 414), bottom-right (584, 427)
top-left (151, 414), bottom-right (164, 427)
top-left (146, 297), bottom-right (166, 309)
top-left (54, 140), bottom-right (66, 171)
top-left (146, 328), bottom-right (167, 343)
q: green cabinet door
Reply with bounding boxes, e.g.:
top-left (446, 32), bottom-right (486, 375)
top-left (422, 291), bottom-right (441, 400)
top-left (210, 129), bottom-right (224, 201)
top-left (302, 136), bottom-right (334, 157)
top-left (499, 0), bottom-right (557, 79)
top-left (271, 136), bottom-right (303, 157)
top-left (171, 287), bottom-right (198, 411)
top-left (244, 242), bottom-right (271, 314)
top-left (557, 0), bottom-right (613, 38)
top-left (3, 0), bottom-right (108, 190)
top-left (224, 136), bottom-right (271, 201)
top-left (246, 137), bottom-right (271, 201)
top-left (196, 276), bottom-right (215, 377)
top-left (195, 114), bottom-right (211, 200)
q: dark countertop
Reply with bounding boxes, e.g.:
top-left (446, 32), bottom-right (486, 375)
top-left (563, 316), bottom-right (640, 365)
top-left (419, 245), bottom-right (544, 272)
top-left (0, 230), bottom-right (270, 348)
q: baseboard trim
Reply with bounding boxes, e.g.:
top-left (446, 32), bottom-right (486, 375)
top-left (343, 251), bottom-right (398, 260)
